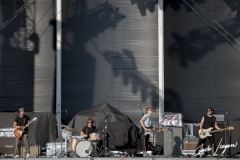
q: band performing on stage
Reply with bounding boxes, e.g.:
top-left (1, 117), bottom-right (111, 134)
top-left (1, 107), bottom-right (233, 158)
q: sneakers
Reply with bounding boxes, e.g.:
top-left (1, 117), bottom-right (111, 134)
top-left (13, 153), bottom-right (30, 158)
top-left (14, 155), bottom-right (20, 158)
top-left (26, 153), bottom-right (30, 158)
top-left (192, 153), bottom-right (200, 158)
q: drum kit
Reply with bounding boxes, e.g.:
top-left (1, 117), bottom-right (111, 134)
top-left (57, 124), bottom-right (112, 158)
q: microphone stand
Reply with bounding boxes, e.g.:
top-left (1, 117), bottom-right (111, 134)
top-left (225, 112), bottom-right (229, 157)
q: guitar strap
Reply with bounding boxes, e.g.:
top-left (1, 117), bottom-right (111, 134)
top-left (23, 116), bottom-right (26, 126)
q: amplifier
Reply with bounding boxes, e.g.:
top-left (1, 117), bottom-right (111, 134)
top-left (0, 137), bottom-right (15, 155)
top-left (21, 145), bottom-right (41, 158)
top-left (153, 127), bottom-right (182, 156)
top-left (183, 138), bottom-right (199, 150)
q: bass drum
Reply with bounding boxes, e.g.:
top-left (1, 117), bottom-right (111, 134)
top-left (75, 140), bottom-right (92, 157)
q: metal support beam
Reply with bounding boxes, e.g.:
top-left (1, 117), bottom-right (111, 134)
top-left (56, 0), bottom-right (62, 135)
top-left (158, 0), bottom-right (164, 122)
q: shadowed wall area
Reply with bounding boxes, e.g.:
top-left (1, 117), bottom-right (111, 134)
top-left (62, 0), bottom-right (158, 124)
top-left (0, 0), bottom-right (56, 112)
top-left (164, 0), bottom-right (240, 122)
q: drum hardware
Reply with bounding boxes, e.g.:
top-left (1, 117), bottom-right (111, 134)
top-left (98, 110), bottom-right (114, 157)
top-left (56, 125), bottom-right (77, 158)
top-left (89, 142), bottom-right (99, 157)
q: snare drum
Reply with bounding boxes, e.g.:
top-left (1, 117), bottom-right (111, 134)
top-left (69, 136), bottom-right (84, 151)
top-left (89, 132), bottom-right (100, 141)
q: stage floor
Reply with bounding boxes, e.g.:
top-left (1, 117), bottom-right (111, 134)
top-left (0, 157), bottom-right (238, 160)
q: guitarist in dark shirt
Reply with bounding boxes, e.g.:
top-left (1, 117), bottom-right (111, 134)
top-left (194, 107), bottom-right (222, 156)
top-left (13, 108), bottom-right (30, 158)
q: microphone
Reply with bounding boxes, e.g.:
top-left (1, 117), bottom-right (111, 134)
top-left (65, 109), bottom-right (68, 114)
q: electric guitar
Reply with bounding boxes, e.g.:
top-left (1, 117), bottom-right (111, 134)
top-left (14, 117), bottom-right (37, 139)
top-left (144, 128), bottom-right (167, 135)
top-left (199, 126), bottom-right (234, 139)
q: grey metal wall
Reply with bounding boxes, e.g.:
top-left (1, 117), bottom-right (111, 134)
top-left (62, 0), bottom-right (159, 124)
top-left (0, 0), bottom-right (56, 112)
top-left (164, 0), bottom-right (240, 122)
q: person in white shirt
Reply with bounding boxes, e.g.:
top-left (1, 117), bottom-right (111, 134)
top-left (140, 107), bottom-right (153, 152)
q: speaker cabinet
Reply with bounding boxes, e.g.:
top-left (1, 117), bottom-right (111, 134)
top-left (21, 145), bottom-right (41, 158)
top-left (0, 137), bottom-right (15, 155)
top-left (153, 127), bottom-right (182, 156)
top-left (183, 138), bottom-right (199, 150)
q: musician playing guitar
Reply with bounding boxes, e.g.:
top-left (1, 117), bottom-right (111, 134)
top-left (13, 108), bottom-right (30, 158)
top-left (140, 107), bottom-right (154, 154)
top-left (194, 107), bottom-right (223, 157)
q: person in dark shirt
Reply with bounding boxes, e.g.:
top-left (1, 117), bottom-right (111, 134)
top-left (194, 107), bottom-right (222, 156)
top-left (80, 118), bottom-right (97, 138)
top-left (13, 108), bottom-right (30, 158)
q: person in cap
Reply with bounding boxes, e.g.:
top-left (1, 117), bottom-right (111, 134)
top-left (13, 108), bottom-right (30, 158)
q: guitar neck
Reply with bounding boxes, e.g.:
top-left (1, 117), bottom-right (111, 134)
top-left (22, 120), bottom-right (33, 129)
top-left (209, 128), bottom-right (227, 133)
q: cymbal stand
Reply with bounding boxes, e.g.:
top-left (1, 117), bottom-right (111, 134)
top-left (99, 111), bottom-right (114, 157)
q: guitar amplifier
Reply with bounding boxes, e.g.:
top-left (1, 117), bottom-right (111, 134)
top-left (21, 145), bottom-right (41, 158)
top-left (0, 137), bottom-right (15, 155)
top-left (183, 138), bottom-right (199, 150)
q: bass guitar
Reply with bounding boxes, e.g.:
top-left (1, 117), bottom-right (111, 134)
top-left (14, 117), bottom-right (37, 139)
top-left (199, 126), bottom-right (234, 139)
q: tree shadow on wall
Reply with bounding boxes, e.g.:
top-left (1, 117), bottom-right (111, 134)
top-left (164, 88), bottom-right (183, 114)
top-left (0, 1), bottom-right (40, 112)
top-left (61, 1), bottom-right (126, 122)
top-left (168, 1), bottom-right (240, 68)
top-left (102, 49), bottom-right (159, 110)
top-left (130, 0), bottom-right (158, 16)
top-left (164, 0), bottom-right (205, 11)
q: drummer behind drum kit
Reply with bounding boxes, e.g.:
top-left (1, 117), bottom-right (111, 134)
top-left (57, 124), bottom-right (112, 158)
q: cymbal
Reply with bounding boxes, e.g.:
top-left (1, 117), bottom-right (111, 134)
top-left (56, 124), bottom-right (70, 128)
top-left (64, 128), bottom-right (74, 132)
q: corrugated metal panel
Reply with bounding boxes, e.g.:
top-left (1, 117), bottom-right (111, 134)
top-left (62, 0), bottom-right (159, 125)
top-left (0, 0), bottom-right (56, 112)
